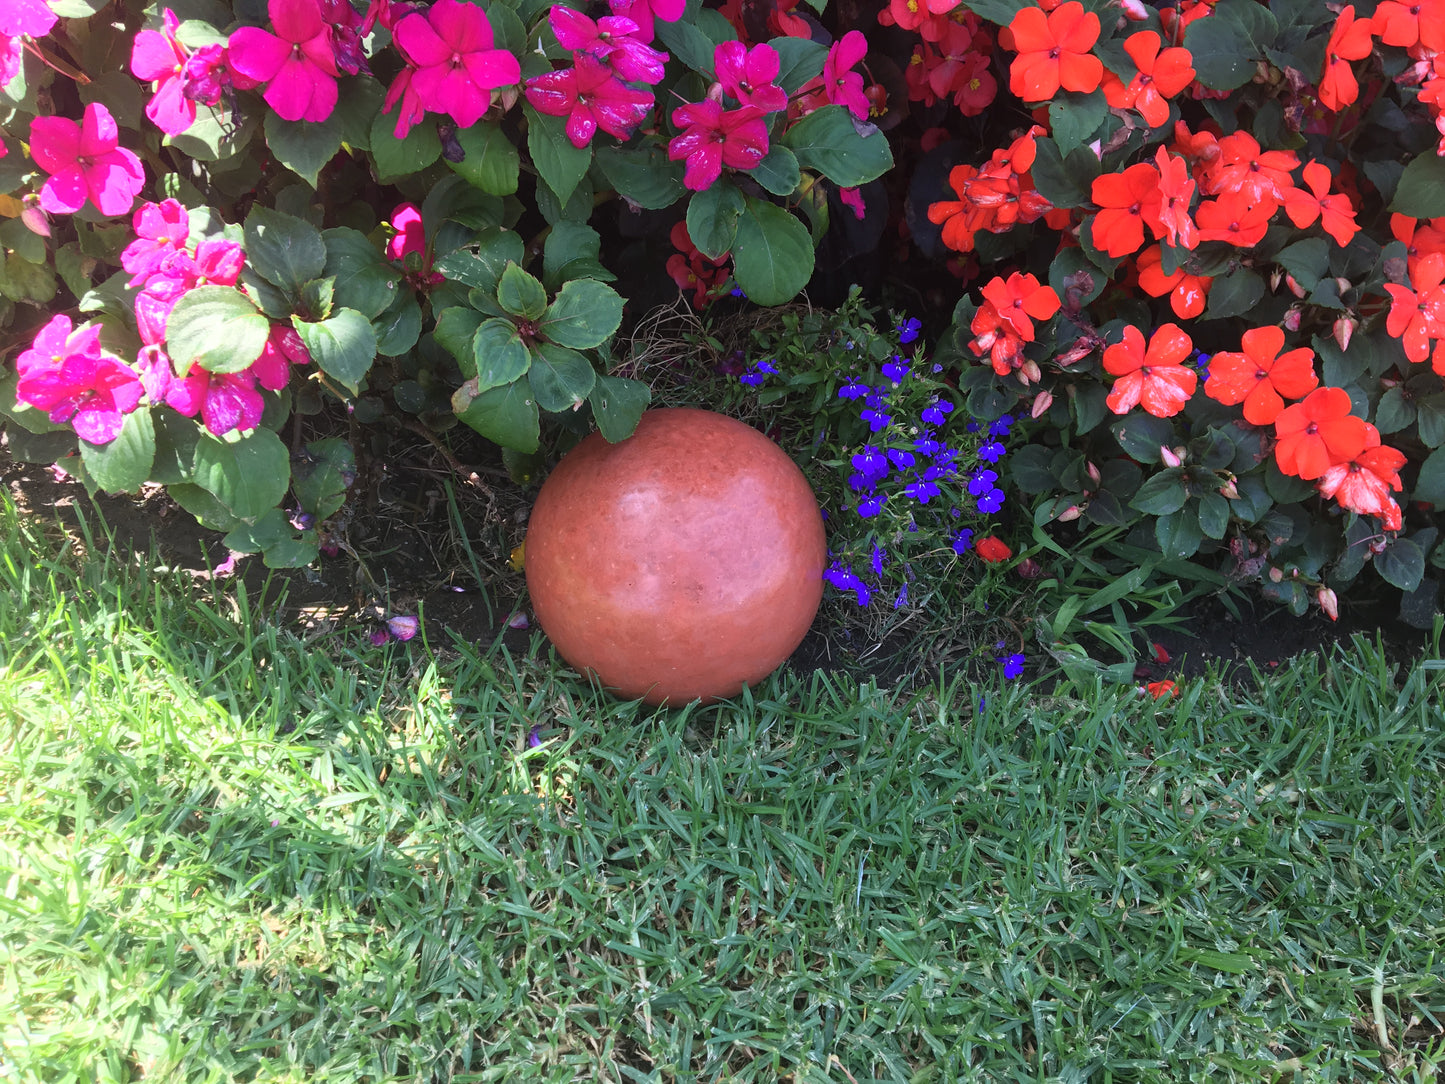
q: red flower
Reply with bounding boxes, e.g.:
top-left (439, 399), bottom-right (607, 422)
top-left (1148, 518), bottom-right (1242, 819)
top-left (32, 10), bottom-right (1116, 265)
top-left (1385, 251), bottom-right (1445, 363)
top-left (1282, 160), bottom-right (1360, 247)
top-left (1202, 130), bottom-right (1298, 204)
top-left (1319, 5), bottom-right (1375, 111)
top-left (1007, 1), bottom-right (1103, 102)
top-left (1153, 145), bottom-right (1198, 249)
top-left (1317, 437), bottom-right (1406, 531)
top-left (1090, 161), bottom-right (1162, 258)
top-left (980, 271), bottom-right (1061, 341)
top-left (1136, 244), bottom-right (1210, 318)
top-left (1273, 387), bottom-right (1370, 480)
top-left (1102, 323), bottom-right (1196, 417)
top-left (1146, 679), bottom-right (1176, 699)
top-left (1103, 31), bottom-right (1194, 128)
top-left (1194, 193), bottom-right (1272, 247)
top-left (1204, 325), bottom-right (1318, 425)
top-left (974, 536), bottom-right (1013, 562)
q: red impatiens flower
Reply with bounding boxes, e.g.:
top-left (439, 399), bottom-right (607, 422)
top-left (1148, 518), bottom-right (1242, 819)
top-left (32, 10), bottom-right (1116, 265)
top-left (979, 271), bottom-right (1061, 341)
top-left (668, 100), bottom-right (769, 191)
top-left (1204, 324), bottom-right (1318, 425)
top-left (1319, 4), bottom-right (1375, 111)
top-left (1006, 1), bottom-right (1103, 102)
top-left (974, 535), bottom-right (1013, 562)
top-left (1103, 30), bottom-right (1195, 128)
top-left (1202, 130), bottom-right (1298, 205)
top-left (1153, 145), bottom-right (1198, 249)
top-left (525, 53), bottom-right (654, 149)
top-left (1091, 161), bottom-right (1163, 258)
top-left (1316, 437), bottom-right (1406, 531)
top-left (1194, 193), bottom-right (1273, 247)
top-left (1385, 251), bottom-right (1445, 363)
top-left (1273, 386), bottom-right (1370, 480)
top-left (1282, 160), bottom-right (1360, 247)
top-left (1102, 323), bottom-right (1197, 417)
top-left (1136, 244), bottom-right (1210, 318)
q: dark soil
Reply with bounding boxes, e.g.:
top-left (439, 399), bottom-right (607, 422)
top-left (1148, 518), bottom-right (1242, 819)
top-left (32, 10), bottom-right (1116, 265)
top-left (3, 445), bottom-right (1436, 692)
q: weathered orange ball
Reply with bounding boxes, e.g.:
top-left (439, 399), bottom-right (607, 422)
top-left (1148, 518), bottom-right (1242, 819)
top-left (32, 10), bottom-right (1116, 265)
top-left (524, 408), bottom-right (826, 705)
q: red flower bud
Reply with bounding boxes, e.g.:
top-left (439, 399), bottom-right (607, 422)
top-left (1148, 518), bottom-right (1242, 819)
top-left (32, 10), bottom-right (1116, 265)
top-left (1031, 390), bottom-right (1053, 418)
top-left (974, 536), bottom-right (1013, 563)
top-left (1317, 586), bottom-right (1339, 621)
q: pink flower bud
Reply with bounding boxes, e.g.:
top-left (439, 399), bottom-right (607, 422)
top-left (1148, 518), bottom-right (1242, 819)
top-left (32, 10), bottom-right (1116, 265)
top-left (1017, 557), bottom-right (1044, 579)
top-left (1283, 307), bottom-right (1302, 332)
top-left (1369, 536), bottom-right (1388, 555)
top-left (1056, 504), bottom-right (1082, 522)
top-left (1268, 566), bottom-right (1284, 583)
top-left (1086, 461), bottom-right (1101, 486)
top-left (1285, 274), bottom-right (1306, 299)
top-left (1219, 476), bottom-right (1239, 499)
top-left (1031, 390), bottom-right (1053, 418)
top-left (1333, 315), bottom-right (1355, 352)
top-left (1317, 586), bottom-right (1339, 621)
top-left (1160, 445), bottom-right (1182, 467)
top-left (1020, 359), bottom-right (1042, 384)
top-left (20, 202), bottom-right (50, 238)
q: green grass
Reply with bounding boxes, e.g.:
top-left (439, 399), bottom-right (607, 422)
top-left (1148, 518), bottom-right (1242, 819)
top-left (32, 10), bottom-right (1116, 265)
top-left (0, 494), bottom-right (1443, 1083)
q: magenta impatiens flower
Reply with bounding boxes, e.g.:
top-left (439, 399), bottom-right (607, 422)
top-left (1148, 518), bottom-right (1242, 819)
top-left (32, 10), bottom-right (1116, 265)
top-left (166, 366), bottom-right (265, 436)
top-left (525, 54), bottom-right (654, 149)
top-left (228, 0), bottom-right (341, 123)
top-left (16, 314), bottom-right (102, 378)
top-left (549, 6), bottom-right (667, 85)
top-left (606, 0), bottom-right (683, 43)
top-left (30, 103), bottom-right (145, 218)
top-left (16, 353), bottom-right (145, 445)
top-left (668, 100), bottom-right (769, 191)
top-left (714, 41), bottom-right (787, 112)
top-left (131, 9), bottom-right (196, 136)
top-left (389, 0), bottom-right (520, 132)
top-left (250, 324), bottom-right (310, 390)
top-left (121, 199), bottom-right (190, 286)
top-left (823, 30), bottom-right (869, 120)
top-left (0, 0), bottom-right (58, 39)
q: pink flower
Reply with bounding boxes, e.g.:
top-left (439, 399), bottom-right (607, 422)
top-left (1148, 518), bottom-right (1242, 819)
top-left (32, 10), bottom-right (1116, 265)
top-left (121, 199), bottom-right (191, 286)
top-left (839, 186), bottom-right (866, 219)
top-left (0, 0), bottom-right (58, 39)
top-left (319, 0), bottom-right (367, 75)
top-left (182, 44), bottom-right (258, 105)
top-left (16, 353), bottom-right (145, 445)
top-left (30, 103), bottom-right (145, 218)
top-left (228, 0), bottom-right (341, 123)
top-left (166, 367), bottom-right (264, 436)
top-left (823, 30), bottom-right (869, 120)
top-left (131, 10), bottom-right (196, 136)
top-left (668, 100), bottom-right (769, 191)
top-left (387, 202), bottom-right (425, 261)
top-left (385, 614), bottom-right (419, 640)
top-left (1, 38), bottom-right (21, 90)
top-left (605, 0), bottom-right (684, 43)
top-left (525, 54), bottom-right (654, 149)
top-left (549, 5), bottom-right (666, 84)
top-left (16, 314), bottom-right (102, 378)
top-left (714, 41), bottom-right (788, 112)
top-left (390, 0), bottom-right (520, 130)
top-left (250, 325), bottom-right (310, 390)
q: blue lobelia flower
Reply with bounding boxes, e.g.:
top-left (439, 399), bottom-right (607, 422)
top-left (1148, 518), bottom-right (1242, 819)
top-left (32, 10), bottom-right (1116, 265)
top-left (887, 448), bottom-right (916, 471)
top-left (967, 468), bottom-right (999, 496)
top-left (739, 370), bottom-right (765, 386)
top-left (894, 584), bottom-right (909, 608)
top-left (851, 445), bottom-right (889, 484)
top-left (856, 493), bottom-right (886, 517)
top-left (988, 414), bottom-right (1015, 438)
top-left (882, 356), bottom-right (909, 382)
top-left (861, 408), bottom-right (893, 432)
top-left (920, 399), bottom-right (953, 426)
top-left (870, 543), bottom-right (886, 576)
top-left (951, 528), bottom-right (975, 555)
top-left (977, 488), bottom-right (1005, 514)
top-left (898, 317), bottom-right (922, 345)
top-left (906, 477), bottom-right (940, 503)
top-left (978, 439), bottom-right (1006, 463)
top-left (1001, 653), bottom-right (1025, 680)
top-left (838, 377), bottom-right (871, 400)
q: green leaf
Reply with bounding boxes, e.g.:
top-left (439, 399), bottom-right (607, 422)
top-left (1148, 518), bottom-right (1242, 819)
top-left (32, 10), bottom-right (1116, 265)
top-left (298, 277), bottom-right (335, 321)
top-left (166, 286), bottom-right (270, 375)
top-left (224, 507), bottom-right (296, 554)
top-left (1155, 505), bottom-right (1204, 559)
top-left (453, 376), bottom-right (540, 453)
top-left (322, 228), bottom-right (400, 320)
top-left (1390, 154), bottom-right (1445, 218)
top-left (370, 108), bottom-right (441, 179)
top-left (1377, 536), bottom-right (1425, 592)
top-left (543, 222), bottom-right (615, 292)
top-left (191, 427), bottom-right (291, 521)
top-left (1049, 247), bottom-right (1107, 310)
top-left (244, 205), bottom-right (327, 292)
top-left (526, 107), bottom-right (591, 206)
top-left (448, 121), bottom-right (521, 196)
top-left (687, 182), bottom-right (746, 262)
top-left (654, 16), bottom-right (718, 76)
top-left (1376, 386), bottom-right (1416, 434)
top-left (1204, 268), bottom-right (1266, 320)
top-left (433, 228), bottom-right (525, 293)
top-left (1197, 491), bottom-right (1231, 539)
top-left (434, 306), bottom-right (486, 374)
top-left (542, 279), bottom-right (624, 349)
top-left (79, 409), bottom-right (155, 494)
top-left (472, 317), bottom-right (533, 391)
top-left (167, 482), bottom-right (243, 532)
top-left (1418, 393), bottom-right (1445, 447)
top-left (770, 36), bottom-right (826, 94)
top-left (150, 408), bottom-right (201, 484)
top-left (1111, 412), bottom-right (1177, 463)
top-left (1028, 138), bottom-right (1097, 209)
top-left (589, 375), bottom-right (651, 443)
top-left (529, 344), bottom-right (597, 413)
top-left (1413, 445), bottom-right (1445, 504)
top-left (750, 144), bottom-right (802, 197)
top-left (265, 110), bottom-right (343, 188)
top-left (292, 308), bottom-right (378, 392)
top-left (1129, 468), bottom-right (1189, 516)
top-left (292, 436), bottom-right (354, 520)
top-left (1273, 237), bottom-right (1330, 291)
top-left (374, 294), bottom-right (422, 357)
top-left (1185, 0), bottom-right (1279, 91)
top-left (783, 105), bottom-right (894, 187)
top-left (497, 263), bottom-right (549, 320)
top-left (594, 145), bottom-right (686, 210)
top-left (1048, 90), bottom-right (1108, 157)
top-left (732, 198), bottom-right (813, 307)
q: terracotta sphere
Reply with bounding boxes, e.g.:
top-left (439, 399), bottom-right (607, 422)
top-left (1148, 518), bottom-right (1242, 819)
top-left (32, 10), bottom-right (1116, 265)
top-left (524, 408), bottom-right (826, 705)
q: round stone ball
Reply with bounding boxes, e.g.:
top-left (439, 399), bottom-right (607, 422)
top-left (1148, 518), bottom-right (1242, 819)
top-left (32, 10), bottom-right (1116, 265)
top-left (524, 408), bottom-right (826, 705)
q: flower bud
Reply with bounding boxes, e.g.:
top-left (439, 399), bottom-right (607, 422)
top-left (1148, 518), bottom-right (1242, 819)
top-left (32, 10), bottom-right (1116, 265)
top-left (20, 204), bottom-right (50, 238)
top-left (1056, 504), bottom-right (1082, 522)
top-left (1017, 557), bottom-right (1043, 579)
top-left (1285, 274), bottom-right (1306, 299)
top-left (1317, 586), bottom-right (1339, 621)
top-left (1116, 0), bottom-right (1149, 18)
top-left (1218, 476), bottom-right (1239, 499)
top-left (1268, 566), bottom-right (1284, 583)
top-left (1020, 359), bottom-right (1042, 384)
top-left (1369, 536), bottom-right (1388, 555)
top-left (1086, 461), bottom-right (1101, 486)
top-left (1333, 315), bottom-right (1355, 352)
top-left (1031, 390), bottom-right (1053, 418)
top-left (1335, 277), bottom-right (1351, 296)
top-left (1160, 445), bottom-right (1182, 467)
top-left (1269, 269), bottom-right (1283, 292)
top-left (1283, 306), bottom-right (1302, 332)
